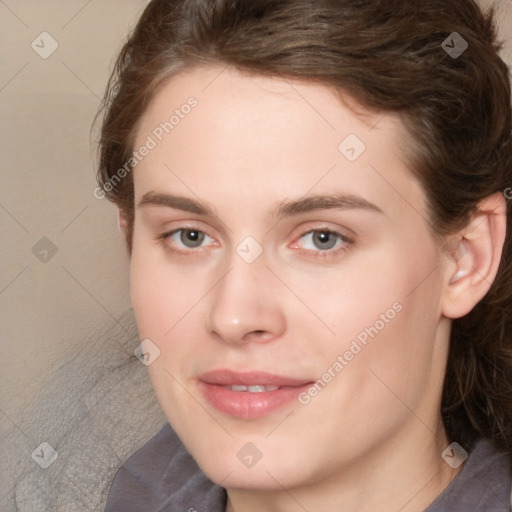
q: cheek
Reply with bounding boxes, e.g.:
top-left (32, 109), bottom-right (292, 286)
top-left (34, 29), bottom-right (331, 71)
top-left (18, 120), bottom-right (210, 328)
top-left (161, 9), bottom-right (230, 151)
top-left (129, 236), bottom-right (181, 345)
top-left (298, 275), bottom-right (444, 455)
top-left (301, 237), bottom-right (444, 386)
top-left (129, 228), bottom-right (200, 333)
top-left (341, 255), bottom-right (445, 412)
top-left (128, 243), bottom-right (200, 409)
top-left (128, 236), bottom-right (218, 396)
top-left (282, 239), bottom-right (439, 344)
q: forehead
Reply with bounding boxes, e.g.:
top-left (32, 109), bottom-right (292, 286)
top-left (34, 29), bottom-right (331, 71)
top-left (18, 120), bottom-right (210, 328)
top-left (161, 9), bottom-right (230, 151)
top-left (135, 65), bottom-right (405, 154)
top-left (132, 66), bottom-right (425, 222)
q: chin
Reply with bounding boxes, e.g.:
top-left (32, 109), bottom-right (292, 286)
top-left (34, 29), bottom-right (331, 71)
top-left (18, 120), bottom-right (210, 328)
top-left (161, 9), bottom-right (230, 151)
top-left (205, 462), bottom-right (301, 491)
top-left (189, 438), bottom-right (314, 491)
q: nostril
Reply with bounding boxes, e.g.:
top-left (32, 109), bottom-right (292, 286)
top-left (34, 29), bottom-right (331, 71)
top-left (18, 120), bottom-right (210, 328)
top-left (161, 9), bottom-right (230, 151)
top-left (241, 330), bottom-right (276, 344)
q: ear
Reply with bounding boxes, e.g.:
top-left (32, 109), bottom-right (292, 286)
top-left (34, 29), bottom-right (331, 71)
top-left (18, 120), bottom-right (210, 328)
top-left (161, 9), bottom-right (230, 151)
top-left (118, 208), bottom-right (129, 239)
top-left (441, 192), bottom-right (507, 319)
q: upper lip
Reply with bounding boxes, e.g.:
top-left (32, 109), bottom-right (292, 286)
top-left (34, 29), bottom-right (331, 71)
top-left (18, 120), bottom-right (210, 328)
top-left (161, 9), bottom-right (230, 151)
top-left (198, 369), bottom-right (312, 387)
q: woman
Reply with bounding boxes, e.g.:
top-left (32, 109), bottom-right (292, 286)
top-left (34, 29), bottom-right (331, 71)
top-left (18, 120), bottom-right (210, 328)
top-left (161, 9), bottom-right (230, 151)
top-left (96, 0), bottom-right (512, 510)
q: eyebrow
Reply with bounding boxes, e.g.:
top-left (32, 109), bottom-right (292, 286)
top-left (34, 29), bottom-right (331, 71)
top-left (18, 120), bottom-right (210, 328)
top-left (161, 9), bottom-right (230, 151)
top-left (274, 193), bottom-right (384, 218)
top-left (137, 191), bottom-right (383, 218)
top-left (138, 192), bottom-right (213, 215)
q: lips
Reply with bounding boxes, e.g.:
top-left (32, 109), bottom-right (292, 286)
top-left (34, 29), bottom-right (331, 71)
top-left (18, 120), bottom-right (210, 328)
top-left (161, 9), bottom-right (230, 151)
top-left (198, 370), bottom-right (313, 419)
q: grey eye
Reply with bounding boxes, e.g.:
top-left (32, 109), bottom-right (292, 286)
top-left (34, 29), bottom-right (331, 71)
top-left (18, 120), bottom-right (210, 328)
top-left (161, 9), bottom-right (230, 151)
top-left (179, 229), bottom-right (205, 248)
top-left (311, 230), bottom-right (339, 250)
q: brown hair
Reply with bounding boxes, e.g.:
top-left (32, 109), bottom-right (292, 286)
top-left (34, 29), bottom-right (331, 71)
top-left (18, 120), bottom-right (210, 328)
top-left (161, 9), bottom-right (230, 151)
top-left (96, 0), bottom-right (512, 453)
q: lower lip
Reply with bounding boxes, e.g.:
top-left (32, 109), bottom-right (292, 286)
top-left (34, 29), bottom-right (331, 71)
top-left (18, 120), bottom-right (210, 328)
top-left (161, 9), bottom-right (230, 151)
top-left (199, 382), bottom-right (312, 419)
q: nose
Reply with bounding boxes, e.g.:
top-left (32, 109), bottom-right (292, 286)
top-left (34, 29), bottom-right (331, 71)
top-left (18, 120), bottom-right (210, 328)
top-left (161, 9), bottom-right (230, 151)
top-left (206, 257), bottom-right (287, 346)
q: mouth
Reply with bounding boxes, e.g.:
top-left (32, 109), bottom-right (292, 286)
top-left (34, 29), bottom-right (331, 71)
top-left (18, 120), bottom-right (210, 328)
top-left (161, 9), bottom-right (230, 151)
top-left (197, 370), bottom-right (314, 419)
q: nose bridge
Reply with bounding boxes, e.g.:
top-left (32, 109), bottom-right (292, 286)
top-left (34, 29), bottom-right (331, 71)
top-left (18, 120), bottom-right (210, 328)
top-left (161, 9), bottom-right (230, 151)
top-left (206, 253), bottom-right (285, 344)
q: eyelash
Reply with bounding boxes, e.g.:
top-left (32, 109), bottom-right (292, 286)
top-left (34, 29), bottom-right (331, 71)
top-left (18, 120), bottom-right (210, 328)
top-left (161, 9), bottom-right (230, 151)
top-left (156, 226), bottom-right (354, 259)
top-left (289, 229), bottom-right (353, 259)
top-left (156, 226), bottom-right (217, 257)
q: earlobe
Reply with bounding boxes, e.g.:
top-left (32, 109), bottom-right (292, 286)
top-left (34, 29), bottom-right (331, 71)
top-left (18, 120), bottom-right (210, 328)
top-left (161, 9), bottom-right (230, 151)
top-left (442, 192), bottom-right (507, 319)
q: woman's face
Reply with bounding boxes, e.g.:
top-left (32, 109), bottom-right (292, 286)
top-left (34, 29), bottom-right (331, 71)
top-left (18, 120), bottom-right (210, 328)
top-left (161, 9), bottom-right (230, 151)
top-left (129, 66), bottom-right (452, 490)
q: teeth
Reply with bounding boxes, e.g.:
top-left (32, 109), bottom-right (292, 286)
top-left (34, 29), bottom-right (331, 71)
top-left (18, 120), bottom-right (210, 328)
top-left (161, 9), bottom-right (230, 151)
top-left (231, 385), bottom-right (249, 392)
top-left (227, 385), bottom-right (280, 392)
top-left (248, 385), bottom-right (269, 392)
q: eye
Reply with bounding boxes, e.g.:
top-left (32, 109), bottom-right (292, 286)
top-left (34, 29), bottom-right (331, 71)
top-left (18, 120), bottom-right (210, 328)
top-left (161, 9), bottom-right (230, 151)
top-left (305, 230), bottom-right (340, 250)
top-left (292, 229), bottom-right (351, 254)
top-left (161, 228), bottom-right (216, 252)
top-left (173, 229), bottom-right (207, 248)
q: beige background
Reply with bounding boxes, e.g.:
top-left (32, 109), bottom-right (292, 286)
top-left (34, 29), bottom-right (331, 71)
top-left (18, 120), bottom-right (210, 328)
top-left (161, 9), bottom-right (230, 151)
top-left (0, 2), bottom-right (165, 511)
top-left (0, 1), bottom-right (511, 511)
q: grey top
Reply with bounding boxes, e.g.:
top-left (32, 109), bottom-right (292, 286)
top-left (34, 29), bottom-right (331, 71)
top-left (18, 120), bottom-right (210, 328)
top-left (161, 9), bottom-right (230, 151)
top-left (104, 423), bottom-right (511, 512)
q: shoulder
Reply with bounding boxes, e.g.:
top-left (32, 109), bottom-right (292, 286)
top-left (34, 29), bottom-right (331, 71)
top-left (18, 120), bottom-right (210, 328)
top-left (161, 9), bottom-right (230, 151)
top-left (104, 423), bottom-right (226, 512)
top-left (426, 439), bottom-right (512, 512)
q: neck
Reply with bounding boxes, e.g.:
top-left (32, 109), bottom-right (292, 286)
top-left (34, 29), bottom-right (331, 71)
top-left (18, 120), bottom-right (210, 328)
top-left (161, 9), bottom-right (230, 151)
top-left (225, 420), bottom-right (462, 512)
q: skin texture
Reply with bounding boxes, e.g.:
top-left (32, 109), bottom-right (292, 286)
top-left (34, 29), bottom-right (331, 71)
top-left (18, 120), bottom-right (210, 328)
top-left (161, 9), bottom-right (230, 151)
top-left (126, 66), bottom-right (506, 512)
